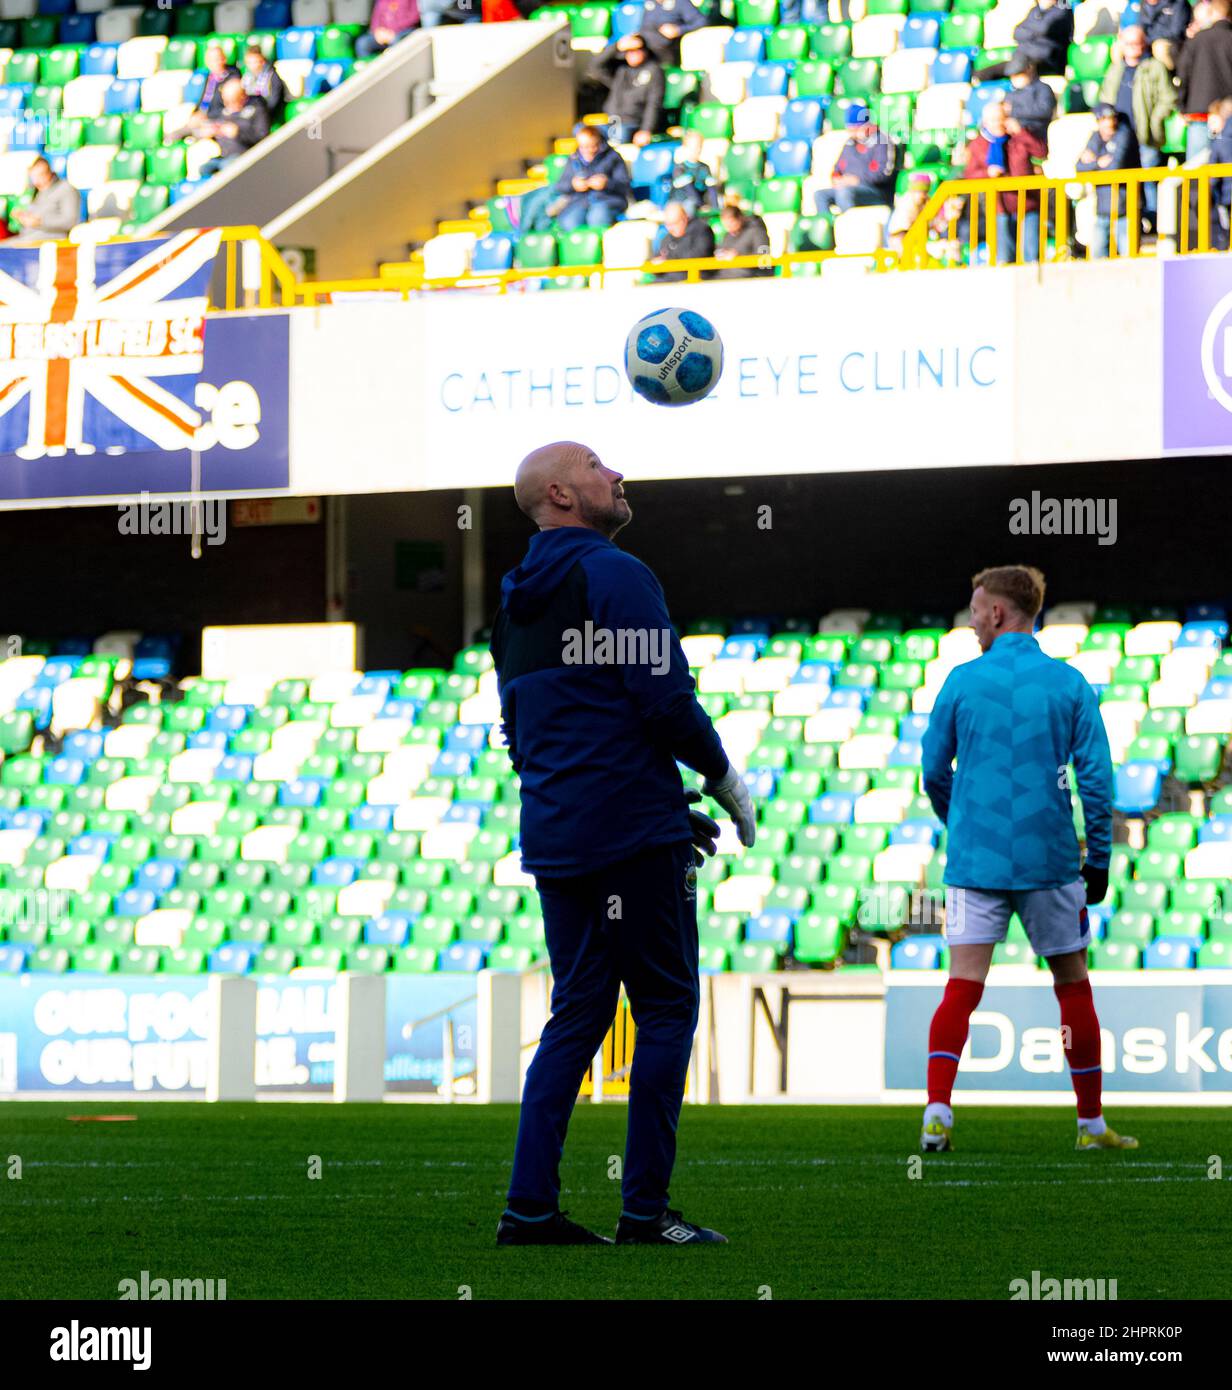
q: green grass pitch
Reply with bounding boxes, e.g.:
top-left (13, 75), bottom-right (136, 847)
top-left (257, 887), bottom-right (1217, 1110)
top-left (2, 1102), bottom-right (1230, 1300)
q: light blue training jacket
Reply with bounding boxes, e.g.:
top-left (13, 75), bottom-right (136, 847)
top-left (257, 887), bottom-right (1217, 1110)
top-left (921, 631), bottom-right (1113, 890)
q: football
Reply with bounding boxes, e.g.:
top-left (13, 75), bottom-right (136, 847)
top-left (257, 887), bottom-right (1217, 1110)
top-left (625, 306), bottom-right (724, 407)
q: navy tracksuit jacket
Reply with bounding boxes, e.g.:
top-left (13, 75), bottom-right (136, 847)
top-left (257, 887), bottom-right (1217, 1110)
top-left (491, 526), bottom-right (729, 1217)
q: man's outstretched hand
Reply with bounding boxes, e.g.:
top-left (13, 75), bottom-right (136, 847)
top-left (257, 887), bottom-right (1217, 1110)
top-left (701, 763), bottom-right (757, 848)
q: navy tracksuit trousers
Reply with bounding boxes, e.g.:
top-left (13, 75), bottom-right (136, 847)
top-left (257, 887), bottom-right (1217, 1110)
top-left (506, 837), bottom-right (700, 1219)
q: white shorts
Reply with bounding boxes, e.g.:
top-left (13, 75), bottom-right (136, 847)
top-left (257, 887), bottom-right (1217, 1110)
top-left (944, 881), bottom-right (1090, 958)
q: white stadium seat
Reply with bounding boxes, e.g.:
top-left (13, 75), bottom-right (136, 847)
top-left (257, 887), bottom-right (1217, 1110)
top-left (422, 231), bottom-right (477, 279)
top-left (332, 0), bottom-right (374, 24)
top-left (116, 35), bottom-right (168, 79)
top-left (292, 0), bottom-right (330, 22)
top-left (834, 204), bottom-right (889, 252)
top-left (0, 149), bottom-right (36, 195)
top-left (140, 71), bottom-right (191, 113)
top-left (61, 75), bottom-right (113, 118)
top-left (186, 139), bottom-right (222, 178)
top-left (95, 7), bottom-right (145, 44)
top-left (706, 61), bottom-right (752, 107)
top-left (732, 97), bottom-right (786, 142)
top-left (215, 0), bottom-right (258, 29)
top-left (87, 178), bottom-right (140, 219)
top-left (274, 58), bottom-right (315, 98)
top-left (912, 82), bottom-right (971, 133)
top-left (0, 0), bottom-right (37, 18)
top-left (66, 144), bottom-right (120, 191)
top-left (679, 26), bottom-right (733, 76)
top-left (879, 49), bottom-right (933, 96)
top-left (851, 14), bottom-right (904, 59)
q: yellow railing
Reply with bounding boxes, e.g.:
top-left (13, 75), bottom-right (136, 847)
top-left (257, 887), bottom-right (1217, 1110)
top-left (101, 164), bottom-right (1232, 312)
top-left (899, 163), bottom-right (1232, 269)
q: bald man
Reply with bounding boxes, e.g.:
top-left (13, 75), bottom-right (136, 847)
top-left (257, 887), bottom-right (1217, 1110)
top-left (491, 441), bottom-right (755, 1247)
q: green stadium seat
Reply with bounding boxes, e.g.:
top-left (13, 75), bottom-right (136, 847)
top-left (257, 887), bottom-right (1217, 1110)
top-left (394, 946), bottom-right (438, 972)
top-left (123, 113), bottom-right (165, 150)
top-left (1091, 940), bottom-right (1140, 970)
top-left (686, 102), bottom-right (735, 139)
top-left (1068, 36), bottom-right (1114, 83)
top-left (767, 24), bottom-right (811, 61)
top-left (811, 24), bottom-right (852, 60)
top-left (794, 913), bottom-right (845, 963)
top-left (731, 941), bottom-right (779, 972)
top-left (29, 946), bottom-right (71, 974)
top-left (1174, 736), bottom-right (1223, 784)
top-left (792, 59), bottom-right (834, 96)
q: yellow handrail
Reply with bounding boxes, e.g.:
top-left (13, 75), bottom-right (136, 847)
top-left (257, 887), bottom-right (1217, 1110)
top-left (898, 163), bottom-right (1232, 269)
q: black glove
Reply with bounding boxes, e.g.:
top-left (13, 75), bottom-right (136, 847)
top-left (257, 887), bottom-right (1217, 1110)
top-left (684, 788), bottom-right (720, 867)
top-left (1080, 861), bottom-right (1109, 906)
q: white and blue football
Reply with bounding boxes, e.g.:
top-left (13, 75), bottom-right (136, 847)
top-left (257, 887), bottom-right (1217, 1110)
top-left (625, 307), bottom-right (723, 407)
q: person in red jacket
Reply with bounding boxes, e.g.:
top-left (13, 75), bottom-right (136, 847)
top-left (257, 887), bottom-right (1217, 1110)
top-left (963, 99), bottom-right (1049, 263)
top-left (356, 0), bottom-right (420, 57)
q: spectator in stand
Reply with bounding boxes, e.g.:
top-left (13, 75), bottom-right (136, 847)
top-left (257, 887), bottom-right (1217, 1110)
top-left (242, 44), bottom-right (287, 123)
top-left (1206, 95), bottom-right (1232, 246)
top-left (1099, 25), bottom-right (1176, 227)
top-left (1140, 0), bottom-right (1192, 68)
top-left (355, 0), bottom-right (420, 58)
top-left (547, 124), bottom-right (631, 231)
top-left (1077, 102), bottom-right (1141, 257)
top-left (663, 128), bottom-right (717, 214)
top-left (975, 0), bottom-right (1074, 79)
top-left (650, 200), bottom-right (715, 280)
top-left (167, 42), bottom-right (240, 139)
top-left (1004, 57), bottom-right (1056, 146)
top-left (711, 201), bottom-right (772, 277)
top-left (589, 34), bottom-right (664, 146)
top-left (887, 171), bottom-right (934, 251)
top-left (963, 99), bottom-right (1049, 262)
top-left (1178, 0), bottom-right (1232, 158)
top-left (199, 78), bottom-right (272, 176)
top-left (813, 103), bottom-right (899, 216)
top-left (638, 0), bottom-right (706, 66)
top-left (9, 156), bottom-right (78, 243)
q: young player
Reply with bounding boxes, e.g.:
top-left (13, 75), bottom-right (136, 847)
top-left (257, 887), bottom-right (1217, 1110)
top-left (919, 565), bottom-right (1138, 1153)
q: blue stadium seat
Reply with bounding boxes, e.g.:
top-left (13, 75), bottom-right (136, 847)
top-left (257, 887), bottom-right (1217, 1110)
top-left (15, 687), bottom-right (52, 728)
top-left (45, 756), bottom-right (85, 785)
top-left (114, 888), bottom-right (158, 917)
top-left (781, 96), bottom-right (825, 140)
top-left (440, 942), bottom-right (486, 972)
top-left (213, 754), bottom-right (253, 782)
top-left (1198, 816), bottom-right (1232, 843)
top-left (81, 43), bottom-right (119, 76)
top-left (59, 13), bottom-right (96, 43)
top-left (900, 713), bottom-right (929, 740)
top-left (104, 79), bottom-right (142, 114)
top-left (630, 139), bottom-right (679, 198)
top-left (182, 71), bottom-right (206, 105)
top-left (887, 739), bottom-right (923, 765)
top-left (743, 769), bottom-right (776, 799)
top-left (766, 137), bottom-right (812, 176)
top-left (726, 28), bottom-right (767, 63)
top-left (1143, 937), bottom-right (1196, 969)
top-left (136, 861), bottom-right (179, 893)
top-left (432, 750), bottom-right (472, 778)
top-left (313, 859), bottom-right (360, 888)
top-left (40, 0), bottom-right (74, 14)
top-left (350, 804), bottom-right (393, 832)
top-left (1113, 761), bottom-right (1162, 815)
top-left (10, 809), bottom-right (48, 833)
top-left (809, 793), bottom-right (856, 823)
top-left (748, 61), bottom-right (791, 97)
top-left (277, 26), bottom-right (321, 60)
top-left (171, 178), bottom-right (207, 205)
top-left (9, 118), bottom-right (45, 151)
top-left (444, 724), bottom-right (487, 753)
top-left (902, 15), bottom-right (941, 48)
top-left (967, 80), bottom-right (1009, 126)
top-left (209, 944), bottom-right (256, 973)
top-left (0, 86), bottom-right (31, 114)
top-left (305, 59), bottom-right (350, 95)
top-left (1177, 621), bottom-right (1228, 648)
top-left (892, 935), bottom-right (946, 968)
top-left (746, 911), bottom-right (794, 947)
top-left (890, 820), bottom-right (937, 847)
top-left (254, 0), bottom-right (293, 28)
top-left (932, 51), bottom-right (972, 83)
top-left (63, 730), bottom-right (104, 761)
top-left (364, 914), bottom-right (412, 947)
top-left (69, 833), bottom-right (115, 858)
top-left (190, 730), bottom-right (229, 752)
top-left (613, 1), bottom-right (644, 38)
top-left (718, 634), bottom-right (765, 660)
top-left (279, 778), bottom-right (326, 808)
top-left (0, 945), bottom-right (28, 973)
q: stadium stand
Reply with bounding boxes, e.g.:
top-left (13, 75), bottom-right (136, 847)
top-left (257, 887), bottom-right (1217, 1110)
top-left (0, 602), bottom-right (1229, 978)
top-left (0, 0), bottom-right (379, 238)
top-left (381, 0), bottom-right (1203, 282)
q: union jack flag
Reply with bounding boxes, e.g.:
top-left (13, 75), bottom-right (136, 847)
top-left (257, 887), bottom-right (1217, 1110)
top-left (0, 228), bottom-right (222, 460)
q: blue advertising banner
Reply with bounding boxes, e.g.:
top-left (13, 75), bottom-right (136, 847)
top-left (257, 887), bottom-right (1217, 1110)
top-left (885, 975), bottom-right (1232, 1093)
top-left (0, 973), bottom-right (476, 1095)
top-left (0, 296), bottom-right (290, 503)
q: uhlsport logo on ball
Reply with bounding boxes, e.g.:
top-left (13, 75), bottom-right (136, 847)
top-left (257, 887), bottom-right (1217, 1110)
top-left (625, 307), bottom-right (723, 407)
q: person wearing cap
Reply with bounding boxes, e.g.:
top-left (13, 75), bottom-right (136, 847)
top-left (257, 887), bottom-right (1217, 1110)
top-left (1077, 103), bottom-right (1141, 257)
top-left (813, 104), bottom-right (900, 217)
top-left (589, 33), bottom-right (665, 147)
top-left (1004, 57), bottom-right (1057, 146)
top-left (1099, 26), bottom-right (1176, 226)
top-left (975, 0), bottom-right (1073, 79)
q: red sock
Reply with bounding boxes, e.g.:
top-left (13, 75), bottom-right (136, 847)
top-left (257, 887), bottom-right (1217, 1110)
top-left (1054, 978), bottom-right (1103, 1120)
top-left (927, 977), bottom-right (985, 1104)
